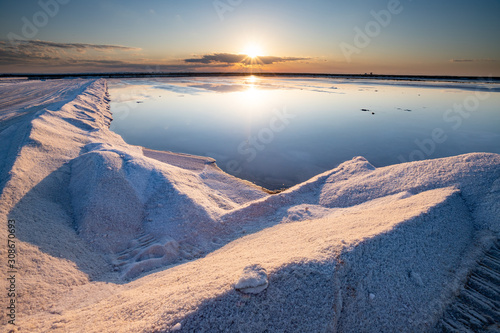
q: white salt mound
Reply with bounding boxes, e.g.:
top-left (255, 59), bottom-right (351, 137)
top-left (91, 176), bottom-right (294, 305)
top-left (0, 79), bottom-right (499, 332)
top-left (235, 264), bottom-right (269, 294)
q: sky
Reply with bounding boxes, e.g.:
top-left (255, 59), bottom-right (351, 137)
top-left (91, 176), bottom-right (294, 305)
top-left (0, 0), bottom-right (499, 75)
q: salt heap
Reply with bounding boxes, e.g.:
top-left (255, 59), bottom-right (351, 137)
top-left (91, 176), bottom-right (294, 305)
top-left (0, 79), bottom-right (498, 332)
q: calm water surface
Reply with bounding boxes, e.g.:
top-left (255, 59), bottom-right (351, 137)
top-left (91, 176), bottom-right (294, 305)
top-left (109, 77), bottom-right (500, 189)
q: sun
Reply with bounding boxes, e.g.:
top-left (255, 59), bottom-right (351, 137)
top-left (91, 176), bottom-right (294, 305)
top-left (243, 43), bottom-right (263, 58)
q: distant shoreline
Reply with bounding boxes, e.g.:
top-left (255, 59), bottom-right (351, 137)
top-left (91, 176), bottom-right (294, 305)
top-left (1, 72), bottom-right (499, 82)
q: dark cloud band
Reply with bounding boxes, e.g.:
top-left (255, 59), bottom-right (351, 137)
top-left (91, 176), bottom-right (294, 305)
top-left (450, 59), bottom-right (497, 63)
top-left (3, 39), bottom-right (140, 51)
top-left (184, 53), bottom-right (309, 65)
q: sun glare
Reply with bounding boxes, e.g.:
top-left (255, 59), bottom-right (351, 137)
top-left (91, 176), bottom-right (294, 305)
top-left (243, 43), bottom-right (263, 58)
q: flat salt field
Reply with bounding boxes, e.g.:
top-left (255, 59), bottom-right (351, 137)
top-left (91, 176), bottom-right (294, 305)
top-left (109, 76), bottom-right (500, 189)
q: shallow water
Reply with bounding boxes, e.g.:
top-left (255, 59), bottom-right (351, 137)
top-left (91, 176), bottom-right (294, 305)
top-left (108, 76), bottom-right (500, 189)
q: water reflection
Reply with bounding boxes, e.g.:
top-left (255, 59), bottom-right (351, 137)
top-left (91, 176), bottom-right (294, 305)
top-left (109, 77), bottom-right (500, 190)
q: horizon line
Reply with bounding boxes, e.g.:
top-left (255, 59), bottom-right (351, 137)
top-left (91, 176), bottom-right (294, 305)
top-left (1, 71), bottom-right (499, 81)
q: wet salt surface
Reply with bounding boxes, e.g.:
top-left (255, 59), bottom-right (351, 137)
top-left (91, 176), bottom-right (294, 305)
top-left (109, 76), bottom-right (500, 189)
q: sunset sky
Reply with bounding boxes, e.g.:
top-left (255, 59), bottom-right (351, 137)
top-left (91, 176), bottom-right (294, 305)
top-left (1, 0), bottom-right (499, 75)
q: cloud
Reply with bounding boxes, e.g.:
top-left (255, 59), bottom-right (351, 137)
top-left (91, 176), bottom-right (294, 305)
top-left (185, 53), bottom-right (246, 64)
top-left (0, 46), bottom-right (57, 64)
top-left (0, 41), bottom-right (310, 73)
top-left (450, 58), bottom-right (498, 63)
top-left (184, 53), bottom-right (309, 65)
top-left (0, 39), bottom-right (140, 64)
top-left (7, 39), bottom-right (140, 51)
top-left (0, 45), bottom-right (233, 73)
top-left (0, 39), bottom-right (143, 68)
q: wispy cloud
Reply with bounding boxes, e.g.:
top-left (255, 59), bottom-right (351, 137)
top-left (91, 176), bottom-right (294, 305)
top-left (0, 39), bottom-right (142, 68)
top-left (450, 58), bottom-right (498, 63)
top-left (184, 53), bottom-right (310, 65)
top-left (2, 39), bottom-right (140, 52)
